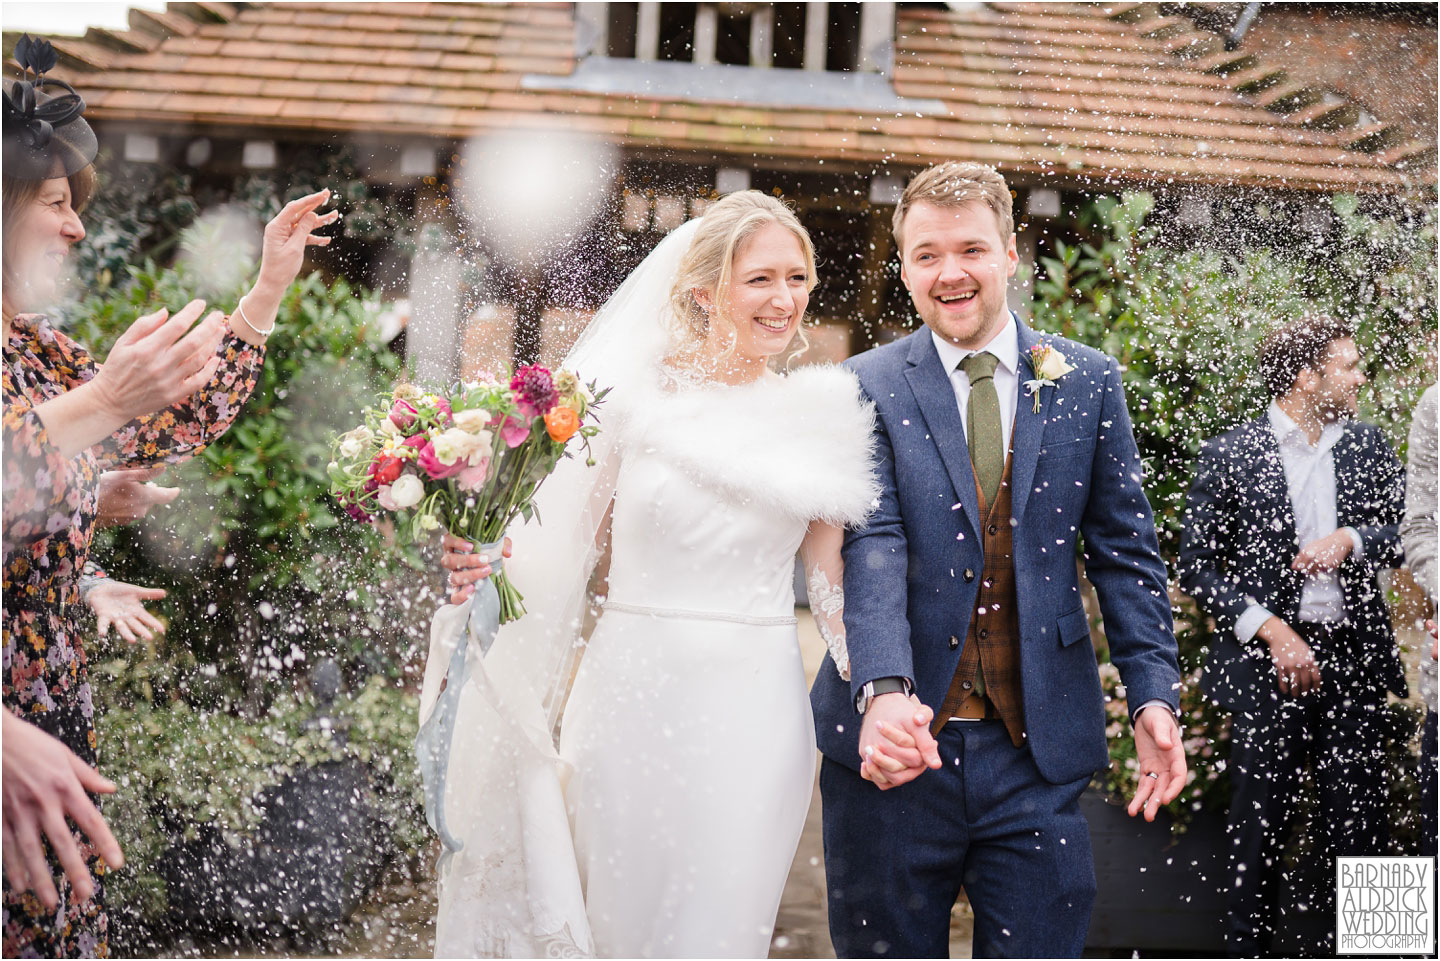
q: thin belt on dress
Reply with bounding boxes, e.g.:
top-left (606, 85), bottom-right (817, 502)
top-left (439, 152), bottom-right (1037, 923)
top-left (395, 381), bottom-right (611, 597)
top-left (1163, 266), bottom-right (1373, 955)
top-left (603, 600), bottom-right (797, 627)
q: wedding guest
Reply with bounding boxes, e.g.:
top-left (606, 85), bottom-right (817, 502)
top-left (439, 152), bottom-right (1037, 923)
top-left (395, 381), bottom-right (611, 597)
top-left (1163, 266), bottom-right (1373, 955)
top-left (1401, 384), bottom-right (1436, 855)
top-left (1180, 315), bottom-right (1406, 956)
top-left (2, 35), bottom-right (334, 956)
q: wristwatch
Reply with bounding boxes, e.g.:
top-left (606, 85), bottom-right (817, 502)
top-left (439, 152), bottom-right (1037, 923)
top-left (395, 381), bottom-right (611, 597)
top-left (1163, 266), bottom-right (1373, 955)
top-left (854, 676), bottom-right (913, 714)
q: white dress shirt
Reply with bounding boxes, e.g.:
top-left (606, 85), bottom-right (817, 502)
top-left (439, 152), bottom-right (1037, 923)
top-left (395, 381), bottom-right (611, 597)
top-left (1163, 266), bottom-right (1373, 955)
top-left (1235, 403), bottom-right (1365, 641)
top-left (931, 313), bottom-right (1021, 453)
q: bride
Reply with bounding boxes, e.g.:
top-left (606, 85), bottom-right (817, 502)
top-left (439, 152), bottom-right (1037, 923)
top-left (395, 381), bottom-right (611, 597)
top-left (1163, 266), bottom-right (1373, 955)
top-left (423, 190), bottom-right (877, 957)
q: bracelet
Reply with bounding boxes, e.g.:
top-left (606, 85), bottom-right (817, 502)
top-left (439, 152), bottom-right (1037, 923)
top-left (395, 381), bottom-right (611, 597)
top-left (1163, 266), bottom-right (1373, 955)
top-left (235, 296), bottom-right (276, 337)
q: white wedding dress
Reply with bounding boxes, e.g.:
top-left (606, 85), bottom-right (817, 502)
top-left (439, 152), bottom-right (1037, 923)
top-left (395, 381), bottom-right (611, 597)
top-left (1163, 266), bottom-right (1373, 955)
top-left (422, 219), bottom-right (874, 958)
top-left (560, 365), bottom-right (874, 957)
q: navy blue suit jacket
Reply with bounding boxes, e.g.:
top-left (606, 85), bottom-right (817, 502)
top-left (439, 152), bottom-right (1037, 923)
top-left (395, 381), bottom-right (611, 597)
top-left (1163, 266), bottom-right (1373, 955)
top-left (1178, 416), bottom-right (1406, 712)
top-left (812, 323), bottom-right (1181, 785)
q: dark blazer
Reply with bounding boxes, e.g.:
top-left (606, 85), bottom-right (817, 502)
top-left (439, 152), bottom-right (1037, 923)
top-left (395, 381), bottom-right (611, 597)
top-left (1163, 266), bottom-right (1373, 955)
top-left (1178, 416), bottom-right (1406, 712)
top-left (811, 322), bottom-right (1181, 785)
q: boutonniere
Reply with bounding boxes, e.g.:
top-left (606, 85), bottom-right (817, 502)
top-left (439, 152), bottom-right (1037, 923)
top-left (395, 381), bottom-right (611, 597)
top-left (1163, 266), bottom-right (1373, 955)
top-left (1023, 343), bottom-right (1074, 413)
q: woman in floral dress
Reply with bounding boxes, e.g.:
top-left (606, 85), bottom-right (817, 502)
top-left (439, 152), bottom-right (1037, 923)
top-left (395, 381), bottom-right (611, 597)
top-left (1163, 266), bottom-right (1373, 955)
top-left (1, 37), bottom-right (337, 957)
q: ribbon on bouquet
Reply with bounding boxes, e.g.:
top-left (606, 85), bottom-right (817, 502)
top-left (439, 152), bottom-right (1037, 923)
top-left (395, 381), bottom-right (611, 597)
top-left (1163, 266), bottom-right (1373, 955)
top-left (414, 541), bottom-right (505, 861)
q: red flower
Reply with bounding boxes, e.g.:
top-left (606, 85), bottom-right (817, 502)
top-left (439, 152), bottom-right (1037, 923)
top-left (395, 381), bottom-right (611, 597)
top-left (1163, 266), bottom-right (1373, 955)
top-left (370, 453), bottom-right (403, 485)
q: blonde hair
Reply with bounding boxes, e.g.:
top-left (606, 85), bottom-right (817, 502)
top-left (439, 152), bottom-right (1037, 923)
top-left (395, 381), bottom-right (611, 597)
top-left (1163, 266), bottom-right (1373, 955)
top-left (892, 162), bottom-right (1013, 251)
top-left (666, 190), bottom-right (818, 358)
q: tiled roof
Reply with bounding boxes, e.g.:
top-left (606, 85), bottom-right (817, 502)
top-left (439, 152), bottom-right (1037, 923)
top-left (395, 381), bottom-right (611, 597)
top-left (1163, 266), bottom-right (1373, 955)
top-left (31, 1), bottom-right (1434, 192)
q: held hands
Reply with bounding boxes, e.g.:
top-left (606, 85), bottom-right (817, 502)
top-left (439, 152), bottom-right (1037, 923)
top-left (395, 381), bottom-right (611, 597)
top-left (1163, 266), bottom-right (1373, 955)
top-left (439, 532), bottom-right (513, 605)
top-left (1258, 615), bottom-right (1322, 696)
top-left (858, 692), bottom-right (942, 790)
top-left (94, 467), bottom-right (179, 528)
top-left (1292, 528), bottom-right (1355, 574)
top-left (1127, 704), bottom-right (1187, 822)
top-left (1, 711), bottom-right (123, 910)
top-left (89, 299), bottom-right (226, 423)
top-left (87, 579), bottom-right (167, 643)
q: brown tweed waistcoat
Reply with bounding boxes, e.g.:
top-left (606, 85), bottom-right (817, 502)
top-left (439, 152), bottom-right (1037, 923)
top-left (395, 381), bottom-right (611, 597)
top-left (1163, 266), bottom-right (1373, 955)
top-left (935, 453), bottom-right (1026, 746)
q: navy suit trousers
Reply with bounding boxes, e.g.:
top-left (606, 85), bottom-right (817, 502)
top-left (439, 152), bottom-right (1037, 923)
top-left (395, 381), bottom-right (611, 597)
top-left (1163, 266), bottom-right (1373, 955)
top-left (821, 720), bottom-right (1096, 958)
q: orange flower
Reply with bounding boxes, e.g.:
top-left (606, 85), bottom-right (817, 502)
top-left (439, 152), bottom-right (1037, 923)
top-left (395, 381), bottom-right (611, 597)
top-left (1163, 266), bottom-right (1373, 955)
top-left (544, 406), bottom-right (579, 443)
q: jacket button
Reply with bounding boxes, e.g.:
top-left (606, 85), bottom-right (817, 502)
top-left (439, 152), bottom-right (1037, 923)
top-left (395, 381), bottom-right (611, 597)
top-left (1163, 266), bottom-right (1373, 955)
top-left (963, 568), bottom-right (975, 582)
top-left (949, 636), bottom-right (960, 650)
top-left (988, 524), bottom-right (999, 535)
top-left (961, 679), bottom-right (973, 690)
top-left (979, 629), bottom-right (990, 640)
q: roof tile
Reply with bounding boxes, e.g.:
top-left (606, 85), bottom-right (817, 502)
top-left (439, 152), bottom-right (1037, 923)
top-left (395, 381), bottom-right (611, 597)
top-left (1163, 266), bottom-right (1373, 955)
top-left (49, 0), bottom-right (1426, 192)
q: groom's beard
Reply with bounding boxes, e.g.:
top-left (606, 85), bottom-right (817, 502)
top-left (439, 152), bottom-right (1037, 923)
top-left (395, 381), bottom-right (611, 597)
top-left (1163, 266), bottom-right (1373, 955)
top-left (915, 291), bottom-right (1010, 349)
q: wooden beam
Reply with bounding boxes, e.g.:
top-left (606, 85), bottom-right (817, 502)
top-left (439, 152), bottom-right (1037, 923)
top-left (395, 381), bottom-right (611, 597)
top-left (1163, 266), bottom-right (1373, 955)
top-left (750, 4), bottom-right (774, 69)
top-left (803, 1), bottom-right (828, 72)
top-left (855, 207), bottom-right (893, 335)
top-left (636, 2), bottom-right (660, 61)
top-left (858, 1), bottom-right (895, 73)
top-left (694, 3), bottom-right (718, 65)
top-left (574, 1), bottom-right (608, 58)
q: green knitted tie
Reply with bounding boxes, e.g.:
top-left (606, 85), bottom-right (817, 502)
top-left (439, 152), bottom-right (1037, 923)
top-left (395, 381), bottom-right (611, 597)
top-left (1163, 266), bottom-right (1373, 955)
top-left (962, 352), bottom-right (1003, 507)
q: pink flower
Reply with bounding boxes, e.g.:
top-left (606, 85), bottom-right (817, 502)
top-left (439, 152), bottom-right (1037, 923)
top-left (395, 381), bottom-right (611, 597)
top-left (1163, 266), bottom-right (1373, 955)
top-left (510, 365), bottom-right (558, 418)
top-left (433, 396), bottom-right (453, 423)
top-left (456, 461), bottom-right (489, 491)
top-left (417, 440), bottom-right (465, 480)
top-left (375, 484), bottom-right (399, 511)
top-left (499, 414), bottom-right (531, 448)
top-left (389, 399), bottom-right (418, 430)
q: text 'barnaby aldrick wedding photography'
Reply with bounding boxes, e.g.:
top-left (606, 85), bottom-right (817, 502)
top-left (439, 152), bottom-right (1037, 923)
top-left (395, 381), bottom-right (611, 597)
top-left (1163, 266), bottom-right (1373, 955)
top-left (1337, 857), bottom-right (1436, 956)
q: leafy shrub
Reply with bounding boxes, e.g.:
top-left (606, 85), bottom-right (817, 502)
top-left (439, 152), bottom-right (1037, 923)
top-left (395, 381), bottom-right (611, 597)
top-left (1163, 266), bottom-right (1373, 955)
top-left (68, 262), bottom-right (432, 699)
top-left (94, 670), bottom-right (425, 938)
top-left (61, 258), bottom-right (440, 940)
top-left (1033, 192), bottom-right (1436, 823)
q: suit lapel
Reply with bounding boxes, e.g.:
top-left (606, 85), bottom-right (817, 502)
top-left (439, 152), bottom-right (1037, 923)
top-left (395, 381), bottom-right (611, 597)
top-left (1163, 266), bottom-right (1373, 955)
top-left (902, 330), bottom-right (981, 533)
top-left (1248, 419), bottom-right (1301, 549)
top-left (1332, 422), bottom-right (1362, 527)
top-left (1009, 322), bottom-right (1051, 526)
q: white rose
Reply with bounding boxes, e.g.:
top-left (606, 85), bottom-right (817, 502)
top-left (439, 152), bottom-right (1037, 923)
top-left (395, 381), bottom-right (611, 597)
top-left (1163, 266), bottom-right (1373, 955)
top-left (337, 425), bottom-right (373, 459)
top-left (1037, 348), bottom-right (1074, 382)
top-left (467, 431), bottom-right (494, 466)
top-left (390, 473), bottom-right (425, 509)
top-left (431, 427), bottom-right (483, 467)
top-left (452, 408), bottom-right (491, 433)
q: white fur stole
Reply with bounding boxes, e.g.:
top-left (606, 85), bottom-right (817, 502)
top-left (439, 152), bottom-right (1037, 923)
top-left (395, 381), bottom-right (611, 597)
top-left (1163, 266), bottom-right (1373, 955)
top-left (621, 364), bottom-right (879, 527)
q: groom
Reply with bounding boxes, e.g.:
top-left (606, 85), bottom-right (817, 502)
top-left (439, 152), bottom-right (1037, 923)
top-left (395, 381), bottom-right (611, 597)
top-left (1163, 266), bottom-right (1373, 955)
top-left (812, 162), bottom-right (1186, 958)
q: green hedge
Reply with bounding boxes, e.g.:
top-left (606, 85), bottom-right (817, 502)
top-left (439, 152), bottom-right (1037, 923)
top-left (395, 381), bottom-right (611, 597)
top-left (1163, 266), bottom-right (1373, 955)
top-left (62, 259), bottom-right (436, 936)
top-left (1032, 192), bottom-right (1436, 827)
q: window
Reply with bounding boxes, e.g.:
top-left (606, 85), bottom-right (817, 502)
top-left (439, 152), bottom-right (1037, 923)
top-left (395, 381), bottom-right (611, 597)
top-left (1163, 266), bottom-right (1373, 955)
top-left (596, 2), bottom-right (887, 73)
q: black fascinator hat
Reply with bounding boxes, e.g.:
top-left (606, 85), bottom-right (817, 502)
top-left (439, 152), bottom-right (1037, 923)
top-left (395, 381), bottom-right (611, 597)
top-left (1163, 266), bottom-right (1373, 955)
top-left (3, 34), bottom-right (98, 180)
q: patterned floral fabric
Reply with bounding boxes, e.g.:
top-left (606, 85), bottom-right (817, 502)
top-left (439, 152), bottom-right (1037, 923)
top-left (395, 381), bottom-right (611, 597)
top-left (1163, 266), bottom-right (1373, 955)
top-left (2, 314), bottom-right (264, 958)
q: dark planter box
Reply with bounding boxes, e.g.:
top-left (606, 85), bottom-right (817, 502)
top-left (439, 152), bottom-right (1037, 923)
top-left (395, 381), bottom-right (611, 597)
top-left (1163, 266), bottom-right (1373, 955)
top-left (1082, 787), bottom-right (1228, 956)
top-left (160, 758), bottom-right (387, 942)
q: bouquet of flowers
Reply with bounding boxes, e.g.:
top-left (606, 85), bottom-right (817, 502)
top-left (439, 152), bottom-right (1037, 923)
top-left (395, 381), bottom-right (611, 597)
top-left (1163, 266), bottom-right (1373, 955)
top-left (328, 365), bottom-right (604, 623)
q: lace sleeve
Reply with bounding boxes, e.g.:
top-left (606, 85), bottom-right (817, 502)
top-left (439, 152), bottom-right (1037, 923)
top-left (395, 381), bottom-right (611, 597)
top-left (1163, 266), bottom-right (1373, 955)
top-left (800, 521), bottom-right (849, 680)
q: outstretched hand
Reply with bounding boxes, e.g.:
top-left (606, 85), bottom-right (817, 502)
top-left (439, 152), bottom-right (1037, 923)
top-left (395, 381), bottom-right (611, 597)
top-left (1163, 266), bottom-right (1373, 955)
top-left (1, 710), bottom-right (123, 910)
top-left (87, 579), bottom-right (167, 642)
top-left (858, 693), bottom-right (942, 790)
top-left (1127, 704), bottom-right (1186, 821)
top-left (257, 189), bottom-right (338, 294)
top-left (94, 467), bottom-right (179, 528)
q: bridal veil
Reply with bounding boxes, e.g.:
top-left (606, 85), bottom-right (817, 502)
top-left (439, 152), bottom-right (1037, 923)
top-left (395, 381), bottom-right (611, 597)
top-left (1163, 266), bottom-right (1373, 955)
top-left (421, 220), bottom-right (701, 956)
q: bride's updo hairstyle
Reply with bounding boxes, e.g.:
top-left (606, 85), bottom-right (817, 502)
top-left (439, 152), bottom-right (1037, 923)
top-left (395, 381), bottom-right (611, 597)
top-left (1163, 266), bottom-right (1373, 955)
top-left (666, 190), bottom-right (817, 357)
